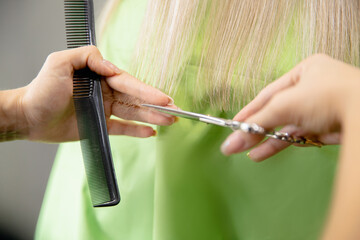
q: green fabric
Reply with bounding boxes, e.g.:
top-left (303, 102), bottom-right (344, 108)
top-left (35, 0), bottom-right (338, 239)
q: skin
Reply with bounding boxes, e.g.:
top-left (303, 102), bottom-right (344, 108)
top-left (0, 46), bottom-right (176, 142)
top-left (221, 54), bottom-right (360, 239)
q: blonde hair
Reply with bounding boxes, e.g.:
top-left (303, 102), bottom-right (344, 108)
top-left (106, 0), bottom-right (360, 110)
top-left (97, 0), bottom-right (121, 41)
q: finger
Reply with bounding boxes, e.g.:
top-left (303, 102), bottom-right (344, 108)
top-left (247, 125), bottom-right (299, 162)
top-left (245, 88), bottom-right (300, 131)
top-left (319, 132), bottom-right (341, 145)
top-left (106, 72), bottom-right (173, 106)
top-left (221, 90), bottom-right (300, 156)
top-left (112, 104), bottom-right (176, 126)
top-left (234, 63), bottom-right (303, 121)
top-left (107, 119), bottom-right (157, 138)
top-left (110, 94), bottom-right (176, 125)
top-left (248, 138), bottom-right (291, 162)
top-left (69, 46), bottom-right (119, 76)
top-left (221, 130), bottom-right (264, 156)
top-left (47, 46), bottom-right (119, 77)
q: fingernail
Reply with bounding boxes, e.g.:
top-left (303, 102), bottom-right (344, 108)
top-left (174, 117), bottom-right (179, 123)
top-left (221, 132), bottom-right (244, 156)
top-left (247, 150), bottom-right (261, 162)
top-left (152, 130), bottom-right (157, 137)
top-left (221, 139), bottom-right (231, 155)
top-left (167, 97), bottom-right (174, 105)
top-left (102, 59), bottom-right (122, 74)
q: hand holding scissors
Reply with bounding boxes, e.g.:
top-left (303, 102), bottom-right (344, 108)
top-left (142, 104), bottom-right (323, 147)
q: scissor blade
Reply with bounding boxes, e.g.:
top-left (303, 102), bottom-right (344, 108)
top-left (141, 104), bottom-right (204, 121)
top-left (141, 104), bottom-right (234, 128)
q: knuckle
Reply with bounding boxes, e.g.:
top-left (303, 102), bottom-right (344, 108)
top-left (46, 52), bottom-right (61, 63)
top-left (257, 87), bottom-right (269, 97)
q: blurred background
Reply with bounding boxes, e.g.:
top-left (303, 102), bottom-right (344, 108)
top-left (0, 0), bottom-right (105, 239)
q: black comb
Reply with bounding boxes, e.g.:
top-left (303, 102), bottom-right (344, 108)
top-left (64, 0), bottom-right (120, 207)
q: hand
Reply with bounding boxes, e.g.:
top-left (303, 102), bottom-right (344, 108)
top-left (16, 46), bottom-right (175, 142)
top-left (221, 54), bottom-right (360, 160)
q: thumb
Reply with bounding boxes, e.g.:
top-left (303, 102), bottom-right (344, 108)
top-left (63, 45), bottom-right (121, 77)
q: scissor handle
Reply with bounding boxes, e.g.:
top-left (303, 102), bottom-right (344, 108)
top-left (231, 122), bottom-right (323, 147)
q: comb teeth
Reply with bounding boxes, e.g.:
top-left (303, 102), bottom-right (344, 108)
top-left (73, 73), bottom-right (94, 99)
top-left (65, 0), bottom-right (93, 98)
top-left (65, 0), bottom-right (91, 48)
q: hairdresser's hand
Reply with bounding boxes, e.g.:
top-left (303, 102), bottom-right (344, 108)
top-left (17, 46), bottom-right (175, 142)
top-left (221, 54), bottom-right (360, 160)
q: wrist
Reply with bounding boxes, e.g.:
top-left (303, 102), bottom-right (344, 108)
top-left (0, 87), bottom-right (29, 141)
top-left (335, 66), bottom-right (360, 126)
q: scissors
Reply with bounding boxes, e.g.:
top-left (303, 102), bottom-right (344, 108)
top-left (142, 104), bottom-right (323, 147)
